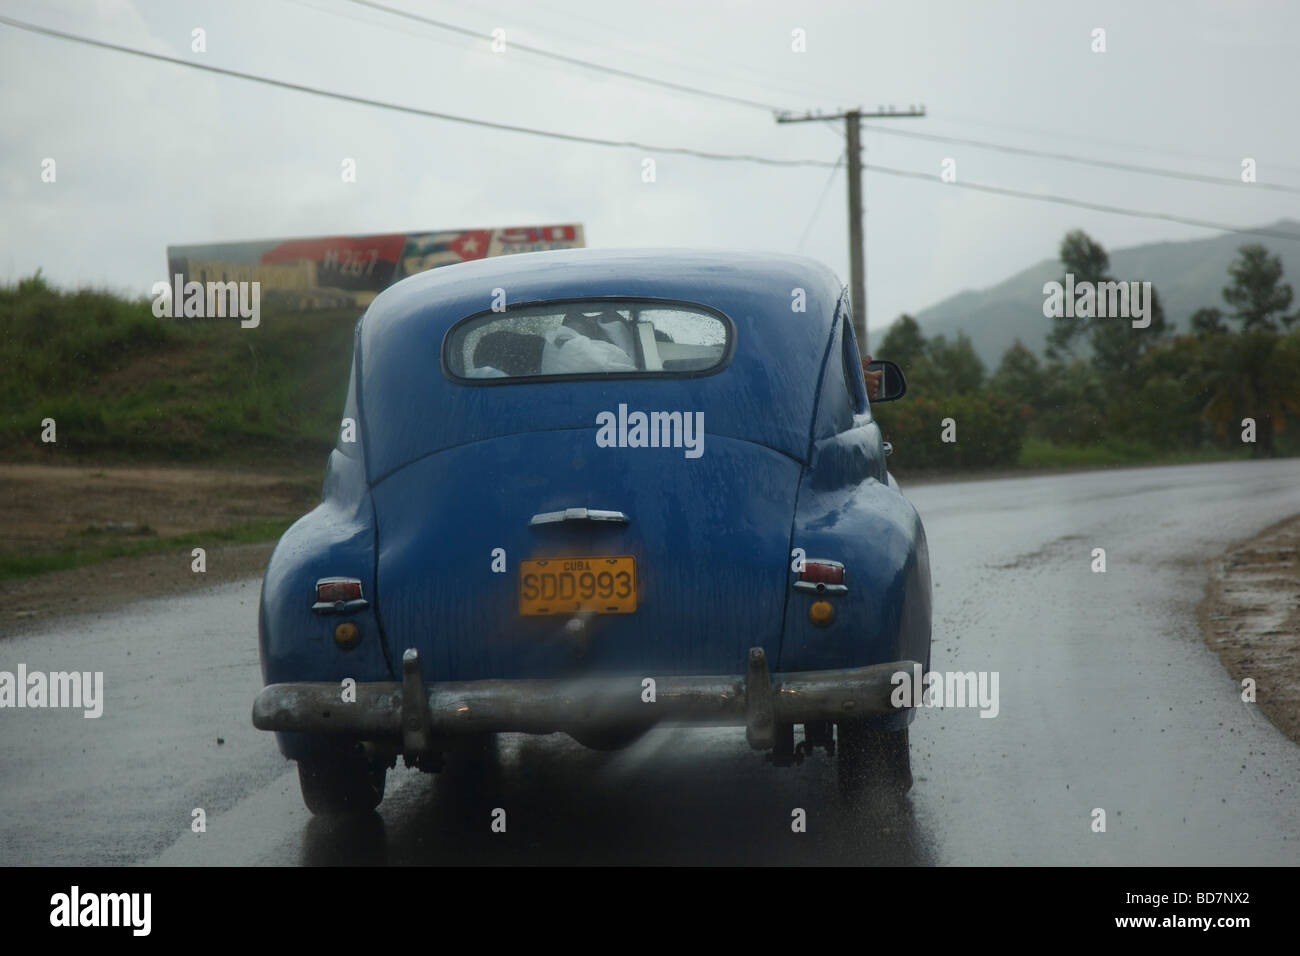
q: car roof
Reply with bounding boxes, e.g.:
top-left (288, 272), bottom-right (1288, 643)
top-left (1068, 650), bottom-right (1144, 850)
top-left (357, 248), bottom-right (848, 479)
top-left (368, 248), bottom-right (844, 341)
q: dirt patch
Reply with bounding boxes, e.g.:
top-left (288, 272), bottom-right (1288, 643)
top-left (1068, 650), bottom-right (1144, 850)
top-left (0, 463), bottom-right (319, 638)
top-left (0, 463), bottom-right (317, 552)
top-left (1198, 514), bottom-right (1300, 744)
top-left (1, 541), bottom-right (276, 638)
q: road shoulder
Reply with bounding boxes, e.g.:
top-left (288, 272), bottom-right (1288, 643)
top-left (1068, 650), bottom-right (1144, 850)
top-left (2, 541), bottom-right (275, 639)
top-left (1198, 513), bottom-right (1300, 745)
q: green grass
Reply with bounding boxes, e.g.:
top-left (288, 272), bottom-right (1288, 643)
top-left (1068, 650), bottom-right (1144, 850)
top-left (0, 271), bottom-right (358, 465)
top-left (1017, 437), bottom-right (1257, 469)
top-left (0, 517), bottom-right (297, 581)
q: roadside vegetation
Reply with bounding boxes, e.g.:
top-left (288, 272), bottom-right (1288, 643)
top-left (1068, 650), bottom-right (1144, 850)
top-left (874, 237), bottom-right (1300, 473)
top-left (0, 274), bottom-right (344, 580)
top-left (5, 248), bottom-right (1298, 477)
top-left (0, 516), bottom-right (296, 581)
top-left (0, 271), bottom-right (357, 465)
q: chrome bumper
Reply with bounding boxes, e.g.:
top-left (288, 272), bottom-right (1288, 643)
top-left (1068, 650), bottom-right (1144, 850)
top-left (252, 647), bottom-right (918, 754)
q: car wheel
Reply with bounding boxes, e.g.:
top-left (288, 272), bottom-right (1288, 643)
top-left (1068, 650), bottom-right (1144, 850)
top-left (297, 751), bottom-right (387, 815)
top-left (837, 721), bottom-right (912, 797)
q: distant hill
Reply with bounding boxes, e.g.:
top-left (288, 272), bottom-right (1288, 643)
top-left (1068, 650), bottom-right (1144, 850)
top-left (907, 219), bottom-right (1300, 368)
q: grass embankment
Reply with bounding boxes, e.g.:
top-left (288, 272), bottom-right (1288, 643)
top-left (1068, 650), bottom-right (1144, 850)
top-left (0, 272), bottom-right (358, 464)
top-left (0, 273), bottom-right (353, 580)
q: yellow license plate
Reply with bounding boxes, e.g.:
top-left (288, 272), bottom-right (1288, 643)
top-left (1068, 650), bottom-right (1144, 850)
top-left (519, 556), bottom-right (637, 616)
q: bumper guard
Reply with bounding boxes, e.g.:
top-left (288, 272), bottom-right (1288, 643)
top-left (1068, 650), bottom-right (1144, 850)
top-left (252, 647), bottom-right (917, 755)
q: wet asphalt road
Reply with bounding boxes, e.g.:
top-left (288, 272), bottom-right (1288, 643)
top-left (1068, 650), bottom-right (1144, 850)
top-left (2, 459), bottom-right (1298, 866)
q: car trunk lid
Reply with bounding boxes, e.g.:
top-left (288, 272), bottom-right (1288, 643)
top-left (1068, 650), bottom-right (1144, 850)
top-left (370, 429), bottom-right (801, 682)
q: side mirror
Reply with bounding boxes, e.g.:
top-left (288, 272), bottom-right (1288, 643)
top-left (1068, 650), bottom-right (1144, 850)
top-left (865, 359), bottom-right (907, 402)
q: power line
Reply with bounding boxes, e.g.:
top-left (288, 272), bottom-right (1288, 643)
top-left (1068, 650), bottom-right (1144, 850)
top-left (797, 151), bottom-right (845, 251)
top-left (513, 0), bottom-right (854, 107)
top-left (0, 14), bottom-right (827, 168)
top-left (2, 14), bottom-right (1296, 245)
top-left (282, 0), bottom-right (481, 56)
top-left (938, 111), bottom-right (1300, 178)
top-left (339, 0), bottom-right (785, 113)
top-left (864, 163), bottom-right (1300, 242)
top-left (861, 124), bottom-right (1300, 194)
top-left (342, 0), bottom-right (1264, 174)
top-left (810, 122), bottom-right (1296, 241)
top-left (340, 1), bottom-right (1300, 196)
top-left (317, 0), bottom-right (848, 111)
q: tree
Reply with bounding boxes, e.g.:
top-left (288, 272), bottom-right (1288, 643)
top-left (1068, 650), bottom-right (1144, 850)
top-left (1201, 246), bottom-right (1300, 456)
top-left (877, 314), bottom-right (936, 390)
top-left (927, 331), bottom-right (985, 393)
top-left (991, 340), bottom-right (1045, 409)
top-left (877, 314), bottom-right (927, 367)
top-left (1203, 329), bottom-right (1300, 457)
top-left (1123, 336), bottom-right (1214, 449)
top-left (1189, 307), bottom-right (1228, 336)
top-left (1046, 230), bottom-right (1111, 359)
top-left (1222, 244), bottom-right (1295, 331)
top-left (1037, 358), bottom-right (1106, 446)
top-left (1045, 229), bottom-right (1166, 382)
top-left (1090, 284), bottom-right (1167, 379)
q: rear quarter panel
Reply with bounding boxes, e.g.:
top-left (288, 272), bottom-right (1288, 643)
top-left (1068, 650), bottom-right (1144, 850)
top-left (778, 299), bottom-right (932, 726)
top-left (781, 443), bottom-right (931, 730)
top-left (258, 450), bottom-right (390, 687)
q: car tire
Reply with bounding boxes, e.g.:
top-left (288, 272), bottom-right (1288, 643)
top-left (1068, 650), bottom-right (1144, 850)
top-left (297, 751), bottom-right (386, 815)
top-left (837, 721), bottom-right (912, 797)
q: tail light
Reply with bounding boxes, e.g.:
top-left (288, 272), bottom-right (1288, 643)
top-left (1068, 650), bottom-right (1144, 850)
top-left (794, 559), bottom-right (846, 594)
top-left (312, 577), bottom-right (369, 614)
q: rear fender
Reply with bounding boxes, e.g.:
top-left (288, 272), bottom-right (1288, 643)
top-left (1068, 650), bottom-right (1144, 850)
top-left (780, 449), bottom-right (931, 728)
top-left (258, 450), bottom-right (390, 689)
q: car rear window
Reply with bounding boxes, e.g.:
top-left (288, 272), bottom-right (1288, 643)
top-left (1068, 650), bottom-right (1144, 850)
top-left (443, 299), bottom-right (732, 382)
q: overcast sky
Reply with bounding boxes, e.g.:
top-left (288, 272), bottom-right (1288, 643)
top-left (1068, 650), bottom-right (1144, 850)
top-left (2, 0), bottom-right (1297, 341)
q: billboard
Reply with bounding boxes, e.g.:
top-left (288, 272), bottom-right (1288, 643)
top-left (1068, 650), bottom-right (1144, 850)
top-left (166, 224), bottom-right (585, 312)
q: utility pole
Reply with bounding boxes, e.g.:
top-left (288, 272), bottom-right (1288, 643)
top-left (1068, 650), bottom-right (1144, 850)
top-left (777, 105), bottom-right (925, 351)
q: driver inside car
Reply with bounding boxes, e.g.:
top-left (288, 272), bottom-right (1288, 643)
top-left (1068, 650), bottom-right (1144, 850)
top-left (862, 354), bottom-right (882, 400)
top-left (469, 310), bottom-right (683, 378)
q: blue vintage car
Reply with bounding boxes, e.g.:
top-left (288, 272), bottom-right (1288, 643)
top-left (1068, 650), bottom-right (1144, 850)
top-left (253, 248), bottom-right (932, 814)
